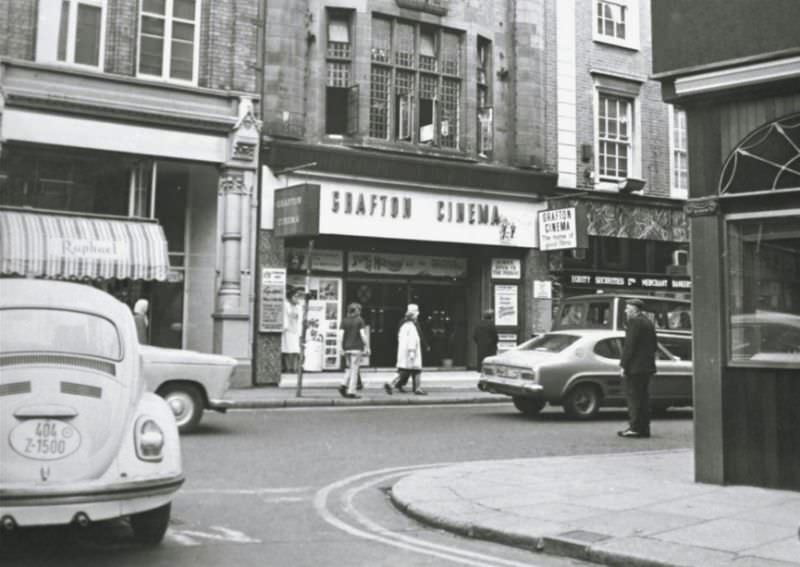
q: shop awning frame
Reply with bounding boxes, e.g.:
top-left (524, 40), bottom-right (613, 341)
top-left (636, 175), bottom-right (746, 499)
top-left (0, 208), bottom-right (171, 281)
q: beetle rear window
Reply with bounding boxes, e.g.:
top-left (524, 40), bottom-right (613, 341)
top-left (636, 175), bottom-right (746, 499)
top-left (0, 308), bottom-right (122, 361)
top-left (517, 334), bottom-right (579, 353)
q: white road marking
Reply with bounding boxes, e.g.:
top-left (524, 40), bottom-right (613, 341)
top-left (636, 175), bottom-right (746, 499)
top-left (314, 464), bottom-right (542, 567)
top-left (181, 487), bottom-right (312, 495)
top-left (167, 526), bottom-right (261, 546)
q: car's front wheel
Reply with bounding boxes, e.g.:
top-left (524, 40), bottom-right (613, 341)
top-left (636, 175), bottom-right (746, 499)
top-left (512, 396), bottom-right (546, 416)
top-left (563, 383), bottom-right (601, 420)
top-left (161, 384), bottom-right (203, 433)
top-left (130, 503), bottom-right (171, 544)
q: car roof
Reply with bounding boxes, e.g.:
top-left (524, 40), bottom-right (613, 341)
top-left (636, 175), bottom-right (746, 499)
top-left (0, 278), bottom-right (127, 317)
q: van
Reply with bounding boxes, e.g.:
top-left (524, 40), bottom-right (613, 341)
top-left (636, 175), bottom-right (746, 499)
top-left (552, 293), bottom-right (691, 336)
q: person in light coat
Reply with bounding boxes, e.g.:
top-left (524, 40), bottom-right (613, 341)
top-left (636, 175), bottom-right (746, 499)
top-left (392, 304), bottom-right (427, 395)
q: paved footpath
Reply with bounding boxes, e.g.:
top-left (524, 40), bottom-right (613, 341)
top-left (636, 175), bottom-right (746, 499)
top-left (390, 450), bottom-right (800, 567)
top-left (227, 369), bottom-right (507, 408)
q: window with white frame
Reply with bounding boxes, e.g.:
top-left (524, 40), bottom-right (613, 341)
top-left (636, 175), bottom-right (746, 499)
top-left (138, 0), bottom-right (200, 84)
top-left (669, 105), bottom-right (689, 198)
top-left (596, 93), bottom-right (633, 181)
top-left (593, 0), bottom-right (639, 50)
top-left (368, 15), bottom-right (463, 149)
top-left (36, 0), bottom-right (106, 69)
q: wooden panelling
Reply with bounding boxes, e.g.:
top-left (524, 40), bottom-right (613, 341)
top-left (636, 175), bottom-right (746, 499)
top-left (722, 368), bottom-right (800, 490)
top-left (719, 94), bottom-right (800, 163)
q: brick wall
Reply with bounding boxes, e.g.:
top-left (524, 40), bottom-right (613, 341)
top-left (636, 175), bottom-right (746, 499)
top-left (0, 0), bottom-right (258, 94)
top-left (571, 0), bottom-right (671, 197)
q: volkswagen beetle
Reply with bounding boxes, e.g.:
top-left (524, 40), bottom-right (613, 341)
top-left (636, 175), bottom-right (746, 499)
top-left (0, 279), bottom-right (184, 544)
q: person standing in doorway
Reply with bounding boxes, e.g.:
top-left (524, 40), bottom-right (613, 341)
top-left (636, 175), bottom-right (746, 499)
top-left (338, 303), bottom-right (369, 399)
top-left (384, 304), bottom-right (427, 395)
top-left (133, 299), bottom-right (150, 344)
top-left (473, 309), bottom-right (498, 369)
top-left (282, 288), bottom-right (304, 373)
top-left (618, 298), bottom-right (657, 438)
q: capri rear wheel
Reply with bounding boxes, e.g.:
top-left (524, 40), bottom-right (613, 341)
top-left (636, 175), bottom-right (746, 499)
top-left (161, 384), bottom-right (203, 433)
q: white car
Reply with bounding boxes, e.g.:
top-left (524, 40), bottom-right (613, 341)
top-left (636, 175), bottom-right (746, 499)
top-left (0, 279), bottom-right (183, 544)
top-left (141, 345), bottom-right (236, 433)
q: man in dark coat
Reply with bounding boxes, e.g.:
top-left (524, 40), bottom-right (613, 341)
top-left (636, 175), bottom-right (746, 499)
top-left (473, 309), bottom-right (499, 369)
top-left (618, 299), bottom-right (657, 438)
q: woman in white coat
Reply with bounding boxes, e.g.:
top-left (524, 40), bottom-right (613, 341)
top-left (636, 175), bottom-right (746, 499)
top-left (394, 304), bottom-right (427, 395)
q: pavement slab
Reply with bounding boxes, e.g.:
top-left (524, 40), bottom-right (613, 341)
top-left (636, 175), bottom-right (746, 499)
top-left (389, 450), bottom-right (800, 567)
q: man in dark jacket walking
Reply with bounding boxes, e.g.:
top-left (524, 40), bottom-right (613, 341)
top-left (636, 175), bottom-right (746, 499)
top-left (618, 299), bottom-right (657, 438)
top-left (473, 309), bottom-right (498, 369)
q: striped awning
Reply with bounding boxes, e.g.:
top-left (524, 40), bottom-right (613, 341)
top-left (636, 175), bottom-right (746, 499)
top-left (0, 210), bottom-right (170, 281)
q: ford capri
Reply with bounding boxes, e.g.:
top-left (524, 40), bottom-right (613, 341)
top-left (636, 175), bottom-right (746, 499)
top-left (478, 330), bottom-right (693, 419)
top-left (0, 279), bottom-right (184, 544)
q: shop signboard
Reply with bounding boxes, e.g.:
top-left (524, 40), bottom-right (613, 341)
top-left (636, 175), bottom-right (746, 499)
top-left (348, 252), bottom-right (467, 278)
top-left (537, 206), bottom-right (589, 251)
top-left (259, 268), bottom-right (286, 333)
top-left (286, 248), bottom-right (344, 272)
top-left (491, 258), bottom-right (521, 279)
top-left (296, 178), bottom-right (544, 248)
top-left (274, 184), bottom-right (320, 237)
top-left (494, 284), bottom-right (519, 326)
top-left (47, 237), bottom-right (129, 262)
top-left (564, 272), bottom-right (692, 291)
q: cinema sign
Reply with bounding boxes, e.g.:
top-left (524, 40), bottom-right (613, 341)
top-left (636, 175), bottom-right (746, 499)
top-left (273, 179), bottom-right (546, 248)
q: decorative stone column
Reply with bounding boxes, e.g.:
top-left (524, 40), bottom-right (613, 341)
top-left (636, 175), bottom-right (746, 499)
top-left (213, 97), bottom-right (261, 386)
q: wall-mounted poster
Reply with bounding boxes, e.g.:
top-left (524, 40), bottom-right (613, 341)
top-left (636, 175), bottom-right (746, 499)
top-left (491, 258), bottom-right (521, 279)
top-left (497, 332), bottom-right (518, 353)
top-left (259, 268), bottom-right (286, 333)
top-left (494, 284), bottom-right (519, 327)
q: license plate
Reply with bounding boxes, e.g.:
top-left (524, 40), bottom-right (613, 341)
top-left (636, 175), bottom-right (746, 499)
top-left (9, 419), bottom-right (82, 461)
top-left (488, 377), bottom-right (520, 386)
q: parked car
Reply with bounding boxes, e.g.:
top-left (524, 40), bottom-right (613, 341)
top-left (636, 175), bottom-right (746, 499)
top-left (553, 294), bottom-right (691, 336)
top-left (0, 279), bottom-right (183, 544)
top-left (478, 329), bottom-right (693, 419)
top-left (730, 311), bottom-right (800, 363)
top-left (141, 345), bottom-right (236, 433)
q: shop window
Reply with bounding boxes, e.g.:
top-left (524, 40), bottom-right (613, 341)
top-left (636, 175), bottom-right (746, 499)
top-left (325, 10), bottom-right (358, 136)
top-left (600, 237), bottom-right (625, 268)
top-left (36, 0), bottom-right (106, 69)
top-left (669, 105), bottom-right (689, 198)
top-left (368, 15), bottom-right (462, 148)
top-left (727, 214), bottom-right (800, 368)
top-left (0, 148), bottom-right (129, 217)
top-left (138, 0), bottom-right (200, 84)
top-left (593, 0), bottom-right (639, 50)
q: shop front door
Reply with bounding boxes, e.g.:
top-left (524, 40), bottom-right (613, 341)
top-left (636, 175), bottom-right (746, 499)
top-left (346, 280), bottom-right (466, 368)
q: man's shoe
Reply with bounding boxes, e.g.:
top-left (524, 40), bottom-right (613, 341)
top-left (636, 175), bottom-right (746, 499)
top-left (413, 389), bottom-right (428, 396)
top-left (395, 384), bottom-right (407, 393)
top-left (345, 393), bottom-right (361, 399)
top-left (383, 383), bottom-right (393, 395)
top-left (338, 385), bottom-right (347, 398)
top-left (617, 429), bottom-right (648, 438)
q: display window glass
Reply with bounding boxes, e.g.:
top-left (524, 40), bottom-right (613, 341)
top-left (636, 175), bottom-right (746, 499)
top-left (727, 213), bottom-right (800, 367)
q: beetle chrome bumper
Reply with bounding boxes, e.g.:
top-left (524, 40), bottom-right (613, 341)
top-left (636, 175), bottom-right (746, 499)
top-left (0, 474), bottom-right (184, 527)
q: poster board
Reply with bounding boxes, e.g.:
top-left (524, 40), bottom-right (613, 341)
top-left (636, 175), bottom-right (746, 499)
top-left (288, 276), bottom-right (343, 371)
top-left (259, 268), bottom-right (286, 333)
top-left (494, 284), bottom-right (519, 326)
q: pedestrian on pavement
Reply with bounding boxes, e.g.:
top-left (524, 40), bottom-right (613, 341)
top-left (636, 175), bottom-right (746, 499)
top-left (618, 298), bottom-right (657, 438)
top-left (281, 287), bottom-right (304, 373)
top-left (338, 302), bottom-right (369, 399)
top-left (473, 309), bottom-right (498, 369)
top-left (133, 299), bottom-right (150, 344)
top-left (384, 304), bottom-right (427, 395)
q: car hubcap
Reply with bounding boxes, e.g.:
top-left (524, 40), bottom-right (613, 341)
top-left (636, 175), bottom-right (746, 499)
top-left (167, 394), bottom-right (192, 425)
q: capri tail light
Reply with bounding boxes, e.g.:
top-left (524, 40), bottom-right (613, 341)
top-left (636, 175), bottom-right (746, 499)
top-left (135, 417), bottom-right (165, 462)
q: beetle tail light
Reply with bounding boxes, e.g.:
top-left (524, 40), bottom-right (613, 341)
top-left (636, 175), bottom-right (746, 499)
top-left (135, 417), bottom-right (165, 462)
